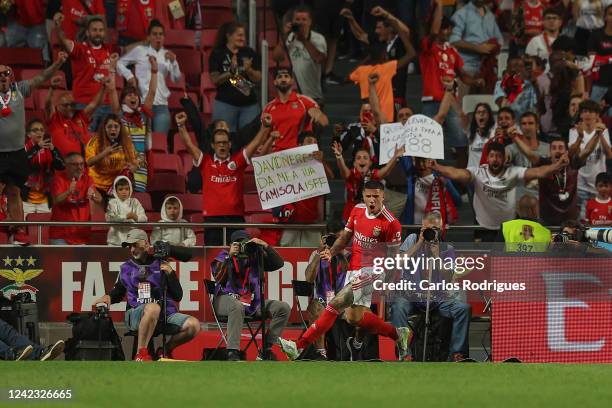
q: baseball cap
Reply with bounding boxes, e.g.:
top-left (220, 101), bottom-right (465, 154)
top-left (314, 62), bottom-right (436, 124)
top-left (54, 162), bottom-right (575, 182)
top-left (121, 229), bottom-right (149, 247)
top-left (230, 230), bottom-right (251, 243)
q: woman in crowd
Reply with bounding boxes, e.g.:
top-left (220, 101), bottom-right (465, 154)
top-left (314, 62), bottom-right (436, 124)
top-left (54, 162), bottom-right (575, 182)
top-left (209, 21), bottom-right (261, 132)
top-left (85, 114), bottom-right (137, 204)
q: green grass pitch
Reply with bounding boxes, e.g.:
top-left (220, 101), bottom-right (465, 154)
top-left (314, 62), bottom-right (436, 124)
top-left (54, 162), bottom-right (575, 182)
top-left (1, 362), bottom-right (611, 408)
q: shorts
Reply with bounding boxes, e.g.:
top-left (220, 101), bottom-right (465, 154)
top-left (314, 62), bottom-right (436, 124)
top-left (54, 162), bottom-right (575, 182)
top-left (344, 267), bottom-right (383, 308)
top-left (124, 304), bottom-right (191, 332)
top-left (0, 149), bottom-right (31, 186)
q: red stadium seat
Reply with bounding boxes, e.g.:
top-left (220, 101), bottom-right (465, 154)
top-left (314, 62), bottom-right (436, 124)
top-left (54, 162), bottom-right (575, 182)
top-left (173, 131), bottom-right (196, 154)
top-left (89, 212), bottom-right (108, 245)
top-left (26, 213), bottom-right (52, 244)
top-left (151, 153), bottom-right (183, 175)
top-left (133, 192), bottom-right (153, 212)
top-left (258, 30), bottom-right (280, 49)
top-left (200, 0), bottom-right (232, 7)
top-left (188, 213), bottom-right (205, 246)
top-left (200, 29), bottom-right (217, 52)
top-left (0, 47), bottom-right (44, 68)
top-left (202, 9), bottom-right (235, 29)
top-left (167, 73), bottom-right (186, 91)
top-left (168, 193), bottom-right (202, 215)
top-left (164, 29), bottom-right (198, 49)
top-left (151, 132), bottom-right (169, 153)
top-left (244, 172), bottom-right (257, 193)
top-left (148, 173), bottom-right (187, 193)
top-left (180, 151), bottom-right (194, 175)
top-left (25, 109), bottom-right (46, 124)
top-left (146, 211), bottom-right (162, 222)
top-left (200, 72), bottom-right (215, 93)
top-left (172, 49), bottom-right (203, 89)
top-left (168, 91), bottom-right (198, 111)
top-left (256, 9), bottom-right (277, 31)
top-left (244, 193), bottom-right (266, 214)
top-left (19, 69), bottom-right (66, 89)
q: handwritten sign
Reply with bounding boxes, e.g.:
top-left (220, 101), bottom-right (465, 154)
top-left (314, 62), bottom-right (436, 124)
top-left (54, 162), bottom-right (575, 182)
top-left (379, 114), bottom-right (445, 164)
top-left (252, 145), bottom-right (330, 210)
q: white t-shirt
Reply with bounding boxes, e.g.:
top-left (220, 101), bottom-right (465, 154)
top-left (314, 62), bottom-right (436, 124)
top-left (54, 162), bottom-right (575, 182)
top-left (525, 33), bottom-right (556, 60)
top-left (413, 174), bottom-right (435, 224)
top-left (468, 165), bottom-right (527, 230)
top-left (286, 30), bottom-right (327, 102)
top-left (568, 127), bottom-right (611, 194)
top-left (468, 128), bottom-right (494, 168)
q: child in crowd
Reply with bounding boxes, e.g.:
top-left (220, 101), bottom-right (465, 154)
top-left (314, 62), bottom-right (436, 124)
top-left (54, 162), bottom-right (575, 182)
top-left (105, 176), bottom-right (147, 246)
top-left (585, 172), bottom-right (612, 226)
top-left (333, 141), bottom-right (405, 221)
top-left (23, 119), bottom-right (65, 215)
top-left (150, 196), bottom-right (196, 247)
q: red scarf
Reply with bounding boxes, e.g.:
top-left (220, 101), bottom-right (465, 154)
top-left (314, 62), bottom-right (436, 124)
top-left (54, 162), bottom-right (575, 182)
top-left (424, 176), bottom-right (458, 226)
top-left (501, 73), bottom-right (524, 103)
top-left (479, 39), bottom-right (501, 93)
top-left (25, 139), bottom-right (54, 193)
top-left (116, 0), bottom-right (154, 34)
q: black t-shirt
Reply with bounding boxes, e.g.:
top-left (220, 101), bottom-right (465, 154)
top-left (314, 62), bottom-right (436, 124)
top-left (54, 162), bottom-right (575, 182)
top-left (588, 29), bottom-right (612, 87)
top-left (209, 46), bottom-right (261, 106)
top-left (387, 35), bottom-right (407, 100)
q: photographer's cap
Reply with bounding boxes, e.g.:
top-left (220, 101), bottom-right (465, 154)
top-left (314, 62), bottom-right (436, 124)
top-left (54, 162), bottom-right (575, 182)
top-left (121, 229), bottom-right (149, 247)
top-left (230, 230), bottom-right (251, 243)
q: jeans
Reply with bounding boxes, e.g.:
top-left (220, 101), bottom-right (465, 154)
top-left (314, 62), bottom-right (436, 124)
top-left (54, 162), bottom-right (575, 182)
top-left (74, 104), bottom-right (113, 132)
top-left (152, 105), bottom-right (172, 135)
top-left (422, 102), bottom-right (467, 148)
top-left (397, 0), bottom-right (431, 31)
top-left (0, 319), bottom-right (44, 360)
top-left (6, 22), bottom-right (50, 62)
top-left (390, 296), bottom-right (471, 358)
top-left (212, 99), bottom-right (260, 133)
top-left (214, 295), bottom-right (291, 351)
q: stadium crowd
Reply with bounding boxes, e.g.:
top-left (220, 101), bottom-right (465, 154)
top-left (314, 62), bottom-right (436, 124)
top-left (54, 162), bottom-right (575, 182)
top-left (0, 0), bottom-right (610, 245)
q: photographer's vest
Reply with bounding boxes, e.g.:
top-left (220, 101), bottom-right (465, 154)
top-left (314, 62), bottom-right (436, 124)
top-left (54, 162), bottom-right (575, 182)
top-left (502, 219), bottom-right (551, 253)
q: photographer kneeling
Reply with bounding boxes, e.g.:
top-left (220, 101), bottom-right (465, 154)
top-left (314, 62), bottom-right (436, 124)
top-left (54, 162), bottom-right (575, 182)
top-left (303, 220), bottom-right (350, 360)
top-left (389, 212), bottom-right (472, 362)
top-left (211, 230), bottom-right (290, 361)
top-left (94, 229), bottom-right (200, 361)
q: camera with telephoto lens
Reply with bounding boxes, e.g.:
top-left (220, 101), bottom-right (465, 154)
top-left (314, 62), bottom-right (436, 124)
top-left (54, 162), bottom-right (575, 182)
top-left (552, 232), bottom-right (573, 243)
top-left (422, 227), bottom-right (440, 242)
top-left (322, 233), bottom-right (337, 248)
top-left (238, 240), bottom-right (260, 258)
top-left (152, 241), bottom-right (193, 262)
top-left (583, 228), bottom-right (612, 244)
top-left (94, 303), bottom-right (109, 320)
top-left (291, 23), bottom-right (302, 33)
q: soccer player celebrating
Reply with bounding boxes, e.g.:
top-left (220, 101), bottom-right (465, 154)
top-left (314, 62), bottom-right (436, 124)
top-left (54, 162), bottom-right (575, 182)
top-left (278, 180), bottom-right (411, 360)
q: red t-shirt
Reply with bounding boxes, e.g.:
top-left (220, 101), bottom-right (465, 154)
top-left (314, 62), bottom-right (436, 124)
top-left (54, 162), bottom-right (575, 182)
top-left (343, 168), bottom-right (380, 222)
top-left (344, 204), bottom-right (402, 271)
top-left (70, 42), bottom-right (111, 104)
top-left (49, 110), bottom-right (91, 158)
top-left (263, 91), bottom-right (318, 152)
top-left (585, 197), bottom-right (612, 226)
top-left (49, 172), bottom-right (94, 244)
top-left (118, 0), bottom-right (154, 41)
top-left (199, 150), bottom-right (249, 216)
top-left (62, 0), bottom-right (106, 40)
top-left (291, 197), bottom-right (320, 223)
top-left (523, 2), bottom-right (544, 36)
top-left (419, 38), bottom-right (463, 102)
top-left (14, 0), bottom-right (46, 26)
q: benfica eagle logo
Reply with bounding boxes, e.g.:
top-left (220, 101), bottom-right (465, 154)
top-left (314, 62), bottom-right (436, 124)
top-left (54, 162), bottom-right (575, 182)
top-left (0, 256), bottom-right (42, 301)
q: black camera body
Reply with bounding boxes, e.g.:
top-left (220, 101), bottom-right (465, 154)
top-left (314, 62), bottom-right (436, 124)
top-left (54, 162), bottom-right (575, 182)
top-left (322, 233), bottom-right (337, 248)
top-left (152, 241), bottom-right (193, 262)
top-left (291, 23), bottom-right (301, 33)
top-left (237, 240), bottom-right (260, 258)
top-left (423, 227), bottom-right (440, 243)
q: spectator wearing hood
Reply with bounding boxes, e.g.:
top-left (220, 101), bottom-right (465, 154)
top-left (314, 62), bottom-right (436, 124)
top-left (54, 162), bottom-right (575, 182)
top-left (105, 175), bottom-right (147, 246)
top-left (150, 196), bottom-right (196, 247)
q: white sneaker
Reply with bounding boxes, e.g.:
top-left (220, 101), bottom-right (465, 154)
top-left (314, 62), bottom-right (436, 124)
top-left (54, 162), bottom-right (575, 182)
top-left (396, 327), bottom-right (412, 361)
top-left (40, 340), bottom-right (65, 361)
top-left (15, 345), bottom-right (34, 361)
top-left (278, 338), bottom-right (300, 361)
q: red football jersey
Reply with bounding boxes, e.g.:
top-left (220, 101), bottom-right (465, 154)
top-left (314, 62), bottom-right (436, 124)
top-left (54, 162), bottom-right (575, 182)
top-left (344, 204), bottom-right (402, 270)
top-left (586, 198), bottom-right (612, 226)
top-left (419, 38), bottom-right (464, 102)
